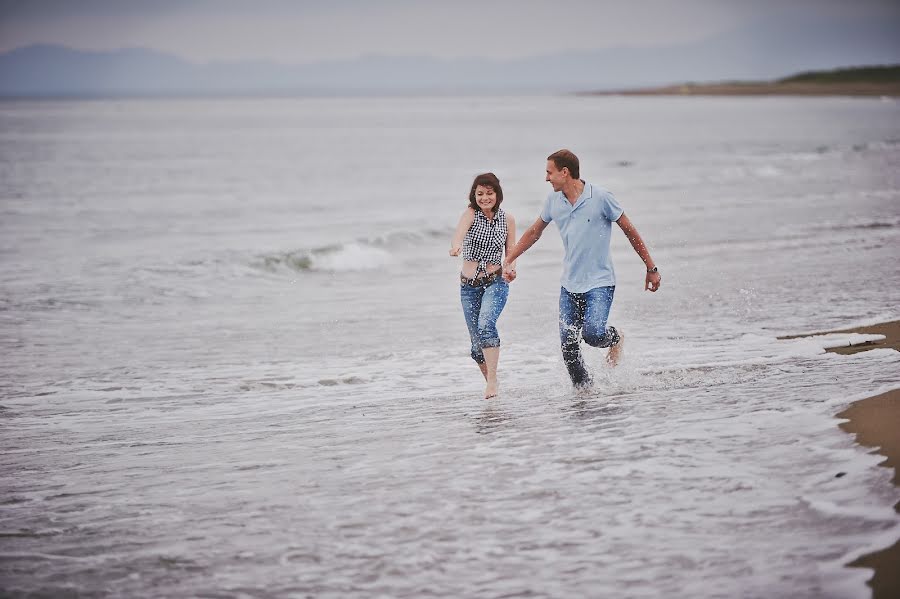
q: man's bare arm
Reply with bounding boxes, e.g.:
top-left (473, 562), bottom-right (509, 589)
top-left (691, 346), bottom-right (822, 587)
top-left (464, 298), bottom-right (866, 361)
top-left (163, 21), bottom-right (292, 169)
top-left (616, 213), bottom-right (661, 292)
top-left (505, 217), bottom-right (549, 266)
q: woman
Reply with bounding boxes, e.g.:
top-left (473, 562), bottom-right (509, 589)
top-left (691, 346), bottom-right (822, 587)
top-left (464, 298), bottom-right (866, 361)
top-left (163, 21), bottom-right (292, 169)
top-left (450, 172), bottom-right (517, 399)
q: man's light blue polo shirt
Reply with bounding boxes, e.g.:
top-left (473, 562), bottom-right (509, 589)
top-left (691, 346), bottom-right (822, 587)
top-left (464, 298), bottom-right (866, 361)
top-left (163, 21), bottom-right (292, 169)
top-left (540, 181), bottom-right (624, 293)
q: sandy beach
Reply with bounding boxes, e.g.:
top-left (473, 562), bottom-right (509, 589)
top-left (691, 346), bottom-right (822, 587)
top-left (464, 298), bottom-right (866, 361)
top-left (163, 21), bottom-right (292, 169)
top-left (827, 321), bottom-right (900, 599)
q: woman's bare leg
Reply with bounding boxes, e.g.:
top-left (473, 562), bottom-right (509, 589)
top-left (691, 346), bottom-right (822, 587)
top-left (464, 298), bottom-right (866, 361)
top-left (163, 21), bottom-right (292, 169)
top-left (483, 346), bottom-right (499, 398)
top-left (477, 362), bottom-right (488, 381)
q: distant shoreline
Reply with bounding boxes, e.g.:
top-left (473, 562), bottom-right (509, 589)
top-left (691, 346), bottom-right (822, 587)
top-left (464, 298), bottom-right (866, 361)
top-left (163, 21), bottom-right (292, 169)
top-left (579, 81), bottom-right (900, 97)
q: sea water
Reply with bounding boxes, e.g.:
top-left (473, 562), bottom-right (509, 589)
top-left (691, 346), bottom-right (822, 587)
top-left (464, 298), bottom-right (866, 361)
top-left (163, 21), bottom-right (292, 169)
top-left (1, 95), bottom-right (899, 597)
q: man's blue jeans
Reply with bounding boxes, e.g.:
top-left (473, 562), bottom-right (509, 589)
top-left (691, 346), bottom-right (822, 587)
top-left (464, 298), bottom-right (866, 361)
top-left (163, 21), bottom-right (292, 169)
top-left (460, 278), bottom-right (509, 364)
top-left (559, 285), bottom-right (620, 387)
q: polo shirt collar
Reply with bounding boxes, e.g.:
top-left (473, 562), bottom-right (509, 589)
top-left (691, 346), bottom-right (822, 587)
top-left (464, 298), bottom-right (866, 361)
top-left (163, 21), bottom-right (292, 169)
top-left (563, 180), bottom-right (592, 210)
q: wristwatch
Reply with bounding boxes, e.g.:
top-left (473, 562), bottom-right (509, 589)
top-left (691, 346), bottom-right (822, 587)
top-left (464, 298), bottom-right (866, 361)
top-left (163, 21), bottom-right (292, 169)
top-left (647, 266), bottom-right (658, 274)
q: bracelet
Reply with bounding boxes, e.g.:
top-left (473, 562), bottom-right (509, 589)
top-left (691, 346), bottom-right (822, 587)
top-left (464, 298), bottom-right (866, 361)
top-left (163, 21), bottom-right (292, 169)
top-left (647, 266), bottom-right (658, 274)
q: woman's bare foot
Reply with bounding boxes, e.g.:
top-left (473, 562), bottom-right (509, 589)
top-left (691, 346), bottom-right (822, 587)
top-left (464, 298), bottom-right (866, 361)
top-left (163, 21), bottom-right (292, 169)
top-left (606, 331), bottom-right (624, 367)
top-left (485, 380), bottom-right (498, 399)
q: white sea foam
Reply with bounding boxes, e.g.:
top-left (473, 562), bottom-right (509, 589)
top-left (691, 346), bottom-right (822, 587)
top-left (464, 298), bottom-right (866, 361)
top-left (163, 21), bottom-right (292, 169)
top-left (310, 242), bottom-right (393, 271)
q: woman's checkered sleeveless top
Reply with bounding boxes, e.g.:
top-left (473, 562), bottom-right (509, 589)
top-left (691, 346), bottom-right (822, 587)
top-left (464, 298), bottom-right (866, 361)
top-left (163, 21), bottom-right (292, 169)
top-left (463, 207), bottom-right (507, 276)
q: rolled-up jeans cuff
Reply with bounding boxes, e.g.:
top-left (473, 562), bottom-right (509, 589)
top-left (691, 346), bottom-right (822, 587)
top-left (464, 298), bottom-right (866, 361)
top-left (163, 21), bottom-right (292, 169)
top-left (588, 326), bottom-right (620, 348)
top-left (605, 326), bottom-right (620, 347)
top-left (480, 338), bottom-right (500, 349)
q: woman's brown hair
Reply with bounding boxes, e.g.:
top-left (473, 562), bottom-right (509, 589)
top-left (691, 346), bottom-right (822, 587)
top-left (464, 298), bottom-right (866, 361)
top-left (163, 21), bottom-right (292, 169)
top-left (467, 172), bottom-right (503, 211)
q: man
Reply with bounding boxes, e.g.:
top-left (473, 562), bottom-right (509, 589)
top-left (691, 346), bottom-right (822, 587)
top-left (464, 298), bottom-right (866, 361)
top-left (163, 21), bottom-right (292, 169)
top-left (503, 149), bottom-right (660, 387)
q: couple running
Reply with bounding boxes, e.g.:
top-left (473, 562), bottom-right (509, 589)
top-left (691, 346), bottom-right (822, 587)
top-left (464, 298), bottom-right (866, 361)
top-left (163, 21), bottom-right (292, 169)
top-left (450, 149), bottom-right (661, 398)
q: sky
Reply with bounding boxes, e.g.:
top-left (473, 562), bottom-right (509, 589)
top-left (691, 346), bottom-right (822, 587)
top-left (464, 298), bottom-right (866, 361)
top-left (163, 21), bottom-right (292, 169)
top-left (1, 0), bottom-right (899, 65)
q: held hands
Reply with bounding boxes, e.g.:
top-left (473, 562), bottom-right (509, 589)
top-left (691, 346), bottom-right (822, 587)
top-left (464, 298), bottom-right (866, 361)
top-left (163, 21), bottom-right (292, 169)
top-left (502, 260), bottom-right (516, 282)
top-left (645, 270), bottom-right (661, 292)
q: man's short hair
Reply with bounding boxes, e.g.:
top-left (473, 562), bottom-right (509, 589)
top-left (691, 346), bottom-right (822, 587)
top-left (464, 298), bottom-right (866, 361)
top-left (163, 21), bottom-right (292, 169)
top-left (547, 149), bottom-right (580, 179)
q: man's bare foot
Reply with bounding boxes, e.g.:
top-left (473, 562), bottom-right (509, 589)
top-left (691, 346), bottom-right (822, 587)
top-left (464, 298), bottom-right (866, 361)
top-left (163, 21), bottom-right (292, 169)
top-left (606, 331), bottom-right (624, 367)
top-left (573, 382), bottom-right (593, 397)
top-left (485, 380), bottom-right (498, 399)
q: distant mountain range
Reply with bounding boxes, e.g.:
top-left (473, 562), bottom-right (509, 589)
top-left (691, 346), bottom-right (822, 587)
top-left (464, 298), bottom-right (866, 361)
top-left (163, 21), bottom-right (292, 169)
top-left (2, 11), bottom-right (899, 97)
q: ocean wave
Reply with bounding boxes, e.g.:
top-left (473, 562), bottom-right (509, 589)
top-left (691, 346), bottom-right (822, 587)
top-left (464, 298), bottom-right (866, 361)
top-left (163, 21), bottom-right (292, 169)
top-left (738, 138), bottom-right (900, 166)
top-left (256, 242), bottom-right (393, 273)
top-left (366, 228), bottom-right (447, 247)
top-left (853, 138), bottom-right (900, 152)
top-left (811, 214), bottom-right (900, 233)
top-left (254, 228), bottom-right (447, 274)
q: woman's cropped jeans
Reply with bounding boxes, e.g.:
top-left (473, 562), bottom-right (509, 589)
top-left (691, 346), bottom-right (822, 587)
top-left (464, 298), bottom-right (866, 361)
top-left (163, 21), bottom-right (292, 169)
top-left (460, 277), bottom-right (509, 364)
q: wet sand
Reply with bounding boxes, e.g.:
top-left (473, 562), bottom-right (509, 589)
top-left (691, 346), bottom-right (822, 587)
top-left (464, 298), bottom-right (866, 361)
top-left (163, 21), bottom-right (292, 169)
top-left (823, 321), bottom-right (900, 355)
top-left (824, 321), bottom-right (900, 599)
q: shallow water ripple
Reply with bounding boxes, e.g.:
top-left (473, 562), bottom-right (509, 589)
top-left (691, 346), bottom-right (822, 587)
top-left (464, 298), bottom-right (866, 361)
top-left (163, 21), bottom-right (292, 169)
top-left (2, 350), bottom-right (898, 597)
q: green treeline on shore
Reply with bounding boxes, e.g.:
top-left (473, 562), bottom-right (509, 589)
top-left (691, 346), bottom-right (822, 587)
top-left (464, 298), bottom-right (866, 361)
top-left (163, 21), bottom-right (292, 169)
top-left (583, 64), bottom-right (900, 96)
top-left (779, 65), bottom-right (900, 84)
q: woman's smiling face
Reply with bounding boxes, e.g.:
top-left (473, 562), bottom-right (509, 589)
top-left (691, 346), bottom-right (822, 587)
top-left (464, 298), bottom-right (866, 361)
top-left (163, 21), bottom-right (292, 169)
top-left (474, 185), bottom-right (497, 212)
